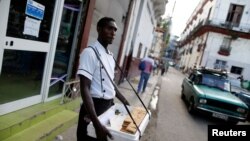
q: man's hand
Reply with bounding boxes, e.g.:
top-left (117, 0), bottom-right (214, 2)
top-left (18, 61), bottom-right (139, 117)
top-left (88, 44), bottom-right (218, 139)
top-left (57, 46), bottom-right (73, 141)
top-left (115, 88), bottom-right (130, 106)
top-left (95, 123), bottom-right (113, 141)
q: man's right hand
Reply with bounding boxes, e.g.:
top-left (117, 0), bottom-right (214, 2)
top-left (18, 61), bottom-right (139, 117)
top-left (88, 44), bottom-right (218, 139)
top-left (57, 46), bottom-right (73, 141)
top-left (95, 123), bottom-right (113, 141)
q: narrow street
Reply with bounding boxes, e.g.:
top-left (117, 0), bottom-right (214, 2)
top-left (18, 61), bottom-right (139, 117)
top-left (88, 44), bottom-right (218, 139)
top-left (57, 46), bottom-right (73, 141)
top-left (141, 67), bottom-right (249, 141)
top-left (155, 68), bottom-right (210, 141)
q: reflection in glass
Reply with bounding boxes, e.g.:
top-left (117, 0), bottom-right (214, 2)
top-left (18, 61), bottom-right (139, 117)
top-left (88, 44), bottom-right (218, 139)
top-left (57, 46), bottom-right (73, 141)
top-left (6, 0), bottom-right (56, 42)
top-left (0, 50), bottom-right (46, 104)
top-left (48, 2), bottom-right (80, 97)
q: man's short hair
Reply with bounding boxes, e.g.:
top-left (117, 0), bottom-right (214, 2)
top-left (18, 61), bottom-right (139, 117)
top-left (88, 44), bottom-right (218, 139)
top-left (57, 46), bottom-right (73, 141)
top-left (97, 17), bottom-right (115, 28)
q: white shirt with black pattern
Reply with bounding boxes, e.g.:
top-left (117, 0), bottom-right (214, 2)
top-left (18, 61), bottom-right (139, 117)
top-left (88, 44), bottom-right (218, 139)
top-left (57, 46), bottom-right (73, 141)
top-left (77, 41), bottom-right (116, 100)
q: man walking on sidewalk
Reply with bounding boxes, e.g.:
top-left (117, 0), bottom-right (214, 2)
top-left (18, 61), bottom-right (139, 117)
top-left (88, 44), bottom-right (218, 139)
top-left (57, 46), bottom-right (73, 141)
top-left (137, 54), bottom-right (154, 94)
top-left (76, 17), bottom-right (129, 141)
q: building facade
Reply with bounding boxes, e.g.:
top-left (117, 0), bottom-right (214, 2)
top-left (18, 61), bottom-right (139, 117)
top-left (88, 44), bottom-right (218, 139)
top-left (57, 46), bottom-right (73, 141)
top-left (121, 0), bottom-right (167, 79)
top-left (152, 27), bottom-right (165, 59)
top-left (179, 0), bottom-right (250, 80)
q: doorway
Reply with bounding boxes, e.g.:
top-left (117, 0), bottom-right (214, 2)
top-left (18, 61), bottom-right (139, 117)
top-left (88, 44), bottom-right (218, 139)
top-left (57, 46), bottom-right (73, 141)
top-left (48, 0), bottom-right (84, 98)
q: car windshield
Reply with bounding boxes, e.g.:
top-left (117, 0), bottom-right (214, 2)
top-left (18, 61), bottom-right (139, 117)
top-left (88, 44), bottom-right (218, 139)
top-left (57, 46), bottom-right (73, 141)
top-left (200, 74), bottom-right (230, 92)
top-left (228, 77), bottom-right (241, 88)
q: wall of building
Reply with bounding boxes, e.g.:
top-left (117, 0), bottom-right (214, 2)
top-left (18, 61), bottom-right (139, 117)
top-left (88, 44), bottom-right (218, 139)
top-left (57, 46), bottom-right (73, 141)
top-left (212, 0), bottom-right (250, 31)
top-left (181, 0), bottom-right (215, 39)
top-left (119, 0), bottom-right (141, 66)
top-left (152, 32), bottom-right (163, 59)
top-left (87, 0), bottom-right (130, 60)
top-left (133, 0), bottom-right (156, 58)
top-left (201, 32), bottom-right (250, 79)
top-left (180, 33), bottom-right (206, 70)
top-left (180, 0), bottom-right (250, 80)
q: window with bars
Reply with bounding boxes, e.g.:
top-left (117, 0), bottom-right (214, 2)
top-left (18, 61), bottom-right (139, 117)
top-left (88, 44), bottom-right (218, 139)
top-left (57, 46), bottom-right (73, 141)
top-left (214, 59), bottom-right (227, 70)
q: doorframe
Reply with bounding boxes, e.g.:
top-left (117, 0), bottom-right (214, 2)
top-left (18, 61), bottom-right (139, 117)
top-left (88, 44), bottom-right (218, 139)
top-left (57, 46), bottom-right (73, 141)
top-left (66, 2), bottom-right (85, 80)
top-left (42, 0), bottom-right (65, 102)
top-left (0, 0), bottom-right (10, 74)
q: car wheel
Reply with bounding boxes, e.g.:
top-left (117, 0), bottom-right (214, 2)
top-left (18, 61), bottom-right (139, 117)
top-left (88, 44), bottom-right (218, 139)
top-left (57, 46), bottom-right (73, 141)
top-left (188, 98), bottom-right (195, 114)
top-left (181, 88), bottom-right (185, 100)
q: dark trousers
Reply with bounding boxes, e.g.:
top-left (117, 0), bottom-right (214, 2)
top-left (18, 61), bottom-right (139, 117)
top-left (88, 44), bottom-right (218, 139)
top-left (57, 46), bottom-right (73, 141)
top-left (137, 72), bottom-right (150, 93)
top-left (161, 68), bottom-right (165, 76)
top-left (77, 98), bottom-right (113, 141)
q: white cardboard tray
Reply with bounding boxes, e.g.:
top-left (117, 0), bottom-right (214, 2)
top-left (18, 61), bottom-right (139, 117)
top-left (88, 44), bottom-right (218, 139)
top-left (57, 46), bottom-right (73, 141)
top-left (87, 103), bottom-right (151, 141)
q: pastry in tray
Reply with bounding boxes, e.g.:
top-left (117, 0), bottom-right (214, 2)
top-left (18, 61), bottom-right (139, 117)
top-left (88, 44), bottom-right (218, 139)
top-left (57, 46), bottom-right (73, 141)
top-left (120, 107), bottom-right (147, 134)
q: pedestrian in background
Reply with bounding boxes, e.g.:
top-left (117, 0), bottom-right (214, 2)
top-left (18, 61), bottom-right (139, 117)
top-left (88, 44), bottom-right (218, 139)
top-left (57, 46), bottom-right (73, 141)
top-left (137, 54), bottom-right (154, 94)
top-left (153, 58), bottom-right (158, 76)
top-left (160, 60), bottom-right (169, 76)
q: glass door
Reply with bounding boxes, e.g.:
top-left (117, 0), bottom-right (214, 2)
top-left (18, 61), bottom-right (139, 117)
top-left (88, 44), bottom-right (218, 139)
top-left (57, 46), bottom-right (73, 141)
top-left (48, 0), bottom-right (82, 97)
top-left (0, 0), bottom-right (56, 115)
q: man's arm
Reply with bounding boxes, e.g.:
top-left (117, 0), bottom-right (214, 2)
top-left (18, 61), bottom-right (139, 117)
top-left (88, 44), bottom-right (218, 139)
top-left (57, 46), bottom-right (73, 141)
top-left (115, 88), bottom-right (130, 105)
top-left (79, 75), bottom-right (113, 140)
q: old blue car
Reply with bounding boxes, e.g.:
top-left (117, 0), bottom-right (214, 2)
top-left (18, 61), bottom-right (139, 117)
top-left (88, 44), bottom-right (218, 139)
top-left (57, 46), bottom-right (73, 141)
top-left (181, 68), bottom-right (249, 124)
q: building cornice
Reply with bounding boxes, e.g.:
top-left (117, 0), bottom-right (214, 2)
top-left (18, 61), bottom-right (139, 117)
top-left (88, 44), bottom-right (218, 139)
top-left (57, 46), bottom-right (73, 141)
top-left (180, 22), bottom-right (250, 47)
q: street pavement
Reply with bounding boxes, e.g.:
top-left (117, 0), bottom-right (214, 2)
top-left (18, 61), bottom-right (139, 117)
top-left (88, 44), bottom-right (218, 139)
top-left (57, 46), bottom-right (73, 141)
top-left (54, 73), bottom-right (160, 141)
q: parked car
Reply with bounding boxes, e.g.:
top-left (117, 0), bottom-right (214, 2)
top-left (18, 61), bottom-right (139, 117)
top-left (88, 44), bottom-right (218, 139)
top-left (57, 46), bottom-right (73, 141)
top-left (228, 75), bottom-right (250, 121)
top-left (181, 68), bottom-right (249, 124)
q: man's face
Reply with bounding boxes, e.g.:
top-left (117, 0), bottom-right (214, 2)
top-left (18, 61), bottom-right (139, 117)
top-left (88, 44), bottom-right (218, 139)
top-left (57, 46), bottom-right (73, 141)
top-left (98, 21), bottom-right (117, 44)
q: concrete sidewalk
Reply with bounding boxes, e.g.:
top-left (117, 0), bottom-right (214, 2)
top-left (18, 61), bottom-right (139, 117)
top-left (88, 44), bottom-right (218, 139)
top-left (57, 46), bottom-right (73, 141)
top-left (55, 74), bottom-right (160, 141)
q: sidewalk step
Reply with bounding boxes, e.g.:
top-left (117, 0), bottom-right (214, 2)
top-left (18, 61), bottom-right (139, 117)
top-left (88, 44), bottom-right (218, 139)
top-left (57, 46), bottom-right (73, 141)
top-left (0, 98), bottom-right (81, 140)
top-left (3, 110), bottom-right (78, 141)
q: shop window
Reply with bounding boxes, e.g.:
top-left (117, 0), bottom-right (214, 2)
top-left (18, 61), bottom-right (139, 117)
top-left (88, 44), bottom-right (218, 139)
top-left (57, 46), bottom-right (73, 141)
top-left (6, 0), bottom-right (56, 42)
top-left (231, 66), bottom-right (243, 75)
top-left (226, 4), bottom-right (244, 27)
top-left (0, 50), bottom-right (46, 104)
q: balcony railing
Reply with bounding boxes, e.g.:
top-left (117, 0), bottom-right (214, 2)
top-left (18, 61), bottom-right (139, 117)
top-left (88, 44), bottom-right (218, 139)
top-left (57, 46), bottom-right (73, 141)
top-left (180, 18), bottom-right (250, 46)
top-left (218, 45), bottom-right (231, 56)
top-left (184, 19), bottom-right (250, 38)
top-left (206, 19), bottom-right (250, 33)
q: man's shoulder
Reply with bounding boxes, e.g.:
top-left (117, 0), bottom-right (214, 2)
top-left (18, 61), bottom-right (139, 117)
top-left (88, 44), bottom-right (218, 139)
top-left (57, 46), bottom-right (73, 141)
top-left (82, 47), bottom-right (95, 54)
top-left (80, 46), bottom-right (97, 59)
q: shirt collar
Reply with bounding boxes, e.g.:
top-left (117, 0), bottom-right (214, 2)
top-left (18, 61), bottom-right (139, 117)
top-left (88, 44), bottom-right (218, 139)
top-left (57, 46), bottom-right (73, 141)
top-left (95, 40), bottom-right (113, 55)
